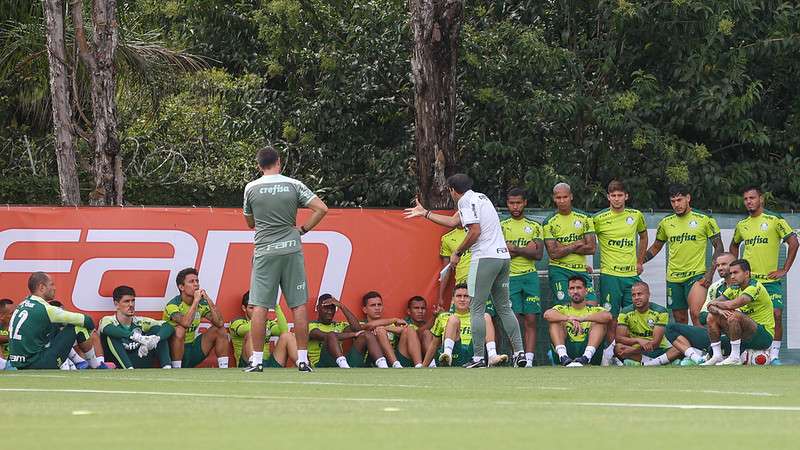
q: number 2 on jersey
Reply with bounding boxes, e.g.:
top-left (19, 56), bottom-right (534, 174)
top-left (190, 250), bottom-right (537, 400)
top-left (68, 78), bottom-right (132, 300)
top-left (9, 309), bottom-right (29, 340)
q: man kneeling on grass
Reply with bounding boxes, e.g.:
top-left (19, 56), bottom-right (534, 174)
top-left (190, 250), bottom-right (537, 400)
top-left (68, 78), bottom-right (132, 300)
top-left (308, 294), bottom-right (387, 368)
top-left (362, 291), bottom-right (423, 368)
top-left (230, 292), bottom-right (296, 368)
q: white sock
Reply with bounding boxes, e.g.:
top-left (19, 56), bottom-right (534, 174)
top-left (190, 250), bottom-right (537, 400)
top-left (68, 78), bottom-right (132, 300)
top-left (583, 346), bottom-right (596, 360)
top-left (297, 350), bottom-right (309, 365)
top-left (251, 351), bottom-right (263, 366)
top-left (603, 340), bottom-right (616, 355)
top-left (96, 356), bottom-right (105, 366)
top-left (68, 349), bottom-right (86, 364)
top-left (443, 338), bottom-right (455, 356)
top-left (84, 348), bottom-right (100, 368)
top-left (414, 363), bottom-right (423, 368)
top-left (555, 345), bottom-right (568, 358)
top-left (770, 340), bottom-right (781, 360)
top-left (525, 352), bottom-right (534, 363)
top-left (375, 357), bottom-right (389, 368)
top-left (684, 347), bottom-right (703, 363)
top-left (0, 357), bottom-right (7, 370)
top-left (162, 365), bottom-right (172, 369)
top-left (710, 342), bottom-right (722, 359)
top-left (486, 341), bottom-right (498, 359)
top-left (217, 357), bottom-right (229, 368)
top-left (730, 339), bottom-right (741, 359)
top-left (335, 356), bottom-right (350, 368)
top-left (392, 360), bottom-right (403, 368)
top-left (641, 355), bottom-right (653, 364)
top-left (644, 354), bottom-right (671, 366)
top-left (428, 359), bottom-right (437, 368)
top-left (172, 360), bottom-right (182, 368)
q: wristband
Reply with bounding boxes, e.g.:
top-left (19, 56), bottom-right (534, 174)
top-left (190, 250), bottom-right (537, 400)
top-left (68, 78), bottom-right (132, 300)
top-left (300, 225), bottom-right (308, 234)
top-left (425, 210), bottom-right (431, 219)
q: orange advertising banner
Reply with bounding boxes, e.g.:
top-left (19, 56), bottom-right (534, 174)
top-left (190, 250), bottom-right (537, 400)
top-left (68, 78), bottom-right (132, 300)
top-left (0, 207), bottom-right (448, 324)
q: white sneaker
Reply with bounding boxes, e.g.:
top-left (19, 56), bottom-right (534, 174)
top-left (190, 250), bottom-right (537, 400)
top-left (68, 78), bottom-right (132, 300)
top-left (438, 352), bottom-right (452, 367)
top-left (716, 355), bottom-right (743, 366)
top-left (612, 357), bottom-right (624, 366)
top-left (488, 354), bottom-right (508, 367)
top-left (566, 361), bottom-right (584, 367)
top-left (701, 355), bottom-right (724, 366)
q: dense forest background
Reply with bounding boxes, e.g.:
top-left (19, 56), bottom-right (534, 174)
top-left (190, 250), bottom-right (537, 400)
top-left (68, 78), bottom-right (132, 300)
top-left (1, 0), bottom-right (799, 211)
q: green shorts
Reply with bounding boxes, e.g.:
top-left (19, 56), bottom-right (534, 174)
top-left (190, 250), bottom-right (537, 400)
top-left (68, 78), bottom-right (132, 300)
top-left (548, 266), bottom-right (597, 304)
top-left (250, 251), bottom-right (308, 309)
top-left (599, 274), bottom-right (641, 317)
top-left (742, 325), bottom-right (773, 350)
top-left (666, 274), bottom-right (704, 311)
top-left (509, 272), bottom-right (542, 315)
top-left (642, 348), bottom-right (667, 359)
top-left (182, 334), bottom-right (208, 368)
top-left (436, 342), bottom-right (473, 366)
top-left (665, 323), bottom-right (710, 350)
top-left (763, 281), bottom-right (784, 310)
top-left (554, 340), bottom-right (602, 365)
top-left (396, 350), bottom-right (414, 368)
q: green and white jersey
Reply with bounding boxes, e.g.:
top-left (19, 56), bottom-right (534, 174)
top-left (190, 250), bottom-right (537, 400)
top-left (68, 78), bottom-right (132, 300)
top-left (161, 296), bottom-right (212, 344)
top-left (501, 217), bottom-right (543, 276)
top-left (655, 210), bottom-right (721, 282)
top-left (307, 321), bottom-right (350, 366)
top-left (721, 280), bottom-right (775, 338)
top-left (617, 304), bottom-right (669, 349)
top-left (551, 304), bottom-right (606, 343)
top-left (732, 211), bottom-right (795, 284)
top-left (99, 314), bottom-right (165, 353)
top-left (593, 208), bottom-right (646, 277)
top-left (543, 210), bottom-right (595, 272)
top-left (700, 279), bottom-right (727, 315)
top-left (0, 323), bottom-right (9, 358)
top-left (440, 228), bottom-right (472, 284)
top-left (8, 295), bottom-right (90, 367)
top-left (430, 311), bottom-right (472, 345)
top-left (230, 306), bottom-right (287, 362)
top-left (243, 174), bottom-right (317, 257)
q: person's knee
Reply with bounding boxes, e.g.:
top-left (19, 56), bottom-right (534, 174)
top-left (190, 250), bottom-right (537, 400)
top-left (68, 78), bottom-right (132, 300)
top-left (173, 326), bottom-right (186, 340)
top-left (446, 315), bottom-right (461, 328)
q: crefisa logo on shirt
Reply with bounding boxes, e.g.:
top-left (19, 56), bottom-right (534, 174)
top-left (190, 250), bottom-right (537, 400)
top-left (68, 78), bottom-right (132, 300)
top-left (259, 185), bottom-right (290, 195)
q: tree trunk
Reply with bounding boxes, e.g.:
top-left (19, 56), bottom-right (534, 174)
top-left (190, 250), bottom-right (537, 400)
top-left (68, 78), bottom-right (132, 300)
top-left (42, 0), bottom-right (81, 205)
top-left (409, 0), bottom-right (462, 209)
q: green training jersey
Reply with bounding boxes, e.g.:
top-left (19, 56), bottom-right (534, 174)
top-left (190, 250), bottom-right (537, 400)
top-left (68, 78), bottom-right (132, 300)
top-left (501, 217), bottom-right (542, 276)
top-left (543, 210), bottom-right (595, 271)
top-left (593, 208), bottom-right (646, 277)
top-left (617, 304), bottom-right (669, 349)
top-left (551, 304), bottom-right (606, 343)
top-left (162, 296), bottom-right (212, 344)
top-left (440, 228), bottom-right (472, 283)
top-left (99, 314), bottom-right (165, 354)
top-left (721, 280), bottom-right (775, 338)
top-left (307, 321), bottom-right (350, 366)
top-left (732, 211), bottom-right (795, 284)
top-left (7, 295), bottom-right (91, 367)
top-left (403, 317), bottom-right (421, 331)
top-left (655, 210), bottom-right (721, 282)
top-left (0, 323), bottom-right (9, 358)
top-left (243, 174), bottom-right (317, 257)
top-left (430, 311), bottom-right (472, 345)
top-left (230, 306), bottom-right (287, 362)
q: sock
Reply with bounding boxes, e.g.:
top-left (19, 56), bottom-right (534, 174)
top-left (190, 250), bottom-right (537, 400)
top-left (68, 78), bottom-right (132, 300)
top-left (0, 356), bottom-right (6, 370)
top-left (730, 339), bottom-right (741, 359)
top-left (643, 354), bottom-right (671, 366)
top-left (555, 345), bottom-right (568, 358)
top-left (172, 360), bottom-right (182, 368)
top-left (583, 345), bottom-right (596, 360)
top-left (525, 352), bottom-right (534, 364)
top-left (335, 356), bottom-right (351, 368)
top-left (684, 347), bottom-right (703, 363)
top-left (428, 359), bottom-right (437, 368)
top-left (251, 351), bottom-right (263, 366)
top-left (770, 340), bottom-right (781, 360)
top-left (162, 365), bottom-right (172, 369)
top-left (392, 360), bottom-right (403, 368)
top-left (710, 342), bottom-right (722, 359)
top-left (603, 340), bottom-right (615, 356)
top-left (486, 341), bottom-right (498, 359)
top-left (641, 355), bottom-right (653, 364)
top-left (84, 348), bottom-right (100, 368)
top-left (443, 338), bottom-right (455, 356)
top-left (68, 349), bottom-right (86, 364)
top-left (414, 363), bottom-right (423, 368)
top-left (375, 357), bottom-right (389, 368)
top-left (297, 350), bottom-right (309, 365)
top-left (96, 356), bottom-right (105, 366)
top-left (217, 357), bottom-right (229, 368)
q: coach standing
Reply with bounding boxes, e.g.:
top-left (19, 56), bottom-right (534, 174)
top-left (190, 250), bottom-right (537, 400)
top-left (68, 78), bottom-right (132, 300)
top-left (242, 146), bottom-right (328, 372)
top-left (405, 174), bottom-right (525, 367)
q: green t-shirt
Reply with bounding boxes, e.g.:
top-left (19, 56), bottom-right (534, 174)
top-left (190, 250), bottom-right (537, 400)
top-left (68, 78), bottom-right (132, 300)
top-left (655, 210), bottom-right (721, 282)
top-left (243, 174), bottom-right (317, 256)
top-left (501, 217), bottom-right (542, 276)
top-left (593, 208), bottom-right (646, 277)
top-left (430, 311), bottom-right (472, 345)
top-left (732, 211), bottom-right (795, 284)
top-left (440, 228), bottom-right (472, 284)
top-left (617, 304), bottom-right (669, 349)
top-left (307, 321), bottom-right (350, 366)
top-left (543, 210), bottom-right (595, 271)
top-left (229, 306), bottom-right (287, 362)
top-left (721, 280), bottom-right (775, 338)
top-left (99, 315), bottom-right (165, 353)
top-left (551, 304), bottom-right (606, 343)
top-left (162, 296), bottom-right (212, 344)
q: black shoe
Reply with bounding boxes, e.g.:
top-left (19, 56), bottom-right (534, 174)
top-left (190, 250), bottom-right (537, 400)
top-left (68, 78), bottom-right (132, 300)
top-left (559, 355), bottom-right (573, 366)
top-left (463, 358), bottom-right (486, 368)
top-left (298, 361), bottom-right (314, 372)
top-left (512, 351), bottom-right (526, 368)
top-left (572, 355), bottom-right (590, 366)
top-left (243, 363), bottom-right (262, 373)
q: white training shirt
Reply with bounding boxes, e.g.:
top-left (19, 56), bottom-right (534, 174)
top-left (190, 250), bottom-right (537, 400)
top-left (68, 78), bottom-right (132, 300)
top-left (457, 190), bottom-right (510, 260)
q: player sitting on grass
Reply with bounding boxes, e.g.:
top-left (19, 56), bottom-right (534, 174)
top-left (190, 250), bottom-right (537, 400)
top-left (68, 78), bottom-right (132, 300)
top-left (0, 298), bottom-right (14, 370)
top-left (424, 283), bottom-right (507, 368)
top-left (8, 272), bottom-right (102, 370)
top-left (163, 268), bottom-right (229, 368)
top-left (309, 294), bottom-right (387, 368)
top-left (49, 300), bottom-right (112, 370)
top-left (614, 282), bottom-right (672, 366)
top-left (231, 292), bottom-right (296, 368)
top-left (544, 276), bottom-right (612, 367)
top-left (703, 259), bottom-right (775, 366)
top-left (405, 295), bottom-right (437, 359)
top-left (99, 285), bottom-right (174, 369)
top-left (362, 291), bottom-right (423, 368)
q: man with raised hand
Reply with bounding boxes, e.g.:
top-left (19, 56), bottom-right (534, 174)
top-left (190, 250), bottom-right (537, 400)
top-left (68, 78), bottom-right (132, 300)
top-left (501, 187), bottom-right (544, 367)
top-left (644, 184), bottom-right (724, 324)
top-left (543, 276), bottom-right (611, 367)
top-left (230, 292), bottom-right (296, 368)
top-left (614, 282), bottom-right (671, 366)
top-left (405, 173), bottom-right (525, 367)
top-left (243, 146), bottom-right (329, 373)
top-left (593, 180), bottom-right (648, 365)
top-left (162, 267), bottom-right (229, 368)
top-left (542, 183), bottom-right (598, 306)
top-left (730, 186), bottom-right (798, 365)
top-left (100, 285), bottom-right (174, 369)
top-left (702, 259), bottom-right (775, 366)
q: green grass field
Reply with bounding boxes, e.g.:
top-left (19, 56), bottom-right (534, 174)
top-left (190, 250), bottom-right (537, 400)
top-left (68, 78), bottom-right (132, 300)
top-left (3, 367), bottom-right (800, 450)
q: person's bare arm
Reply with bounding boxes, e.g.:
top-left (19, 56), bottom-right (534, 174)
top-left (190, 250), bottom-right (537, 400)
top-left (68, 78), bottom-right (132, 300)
top-left (404, 199), bottom-right (461, 228)
top-left (544, 239), bottom-right (585, 260)
top-left (245, 215), bottom-right (255, 229)
top-left (299, 197), bottom-right (328, 233)
top-left (615, 324), bottom-right (640, 346)
top-left (574, 233), bottom-right (596, 255)
top-left (509, 239), bottom-right (542, 260)
top-left (770, 234), bottom-right (799, 279)
top-left (643, 240), bottom-right (665, 263)
top-left (637, 230), bottom-right (648, 274)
